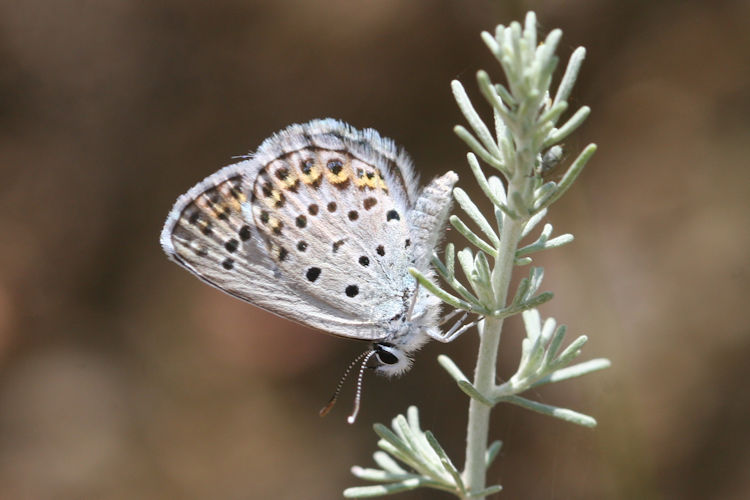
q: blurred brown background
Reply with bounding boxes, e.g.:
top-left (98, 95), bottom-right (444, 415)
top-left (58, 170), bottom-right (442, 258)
top-left (1, 0), bottom-right (748, 498)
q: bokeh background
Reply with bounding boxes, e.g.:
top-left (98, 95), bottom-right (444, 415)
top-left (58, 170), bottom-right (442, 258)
top-left (1, 0), bottom-right (748, 498)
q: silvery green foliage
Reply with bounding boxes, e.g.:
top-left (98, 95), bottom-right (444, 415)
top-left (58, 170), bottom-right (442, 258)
top-left (347, 12), bottom-right (609, 499)
top-left (345, 407), bottom-right (502, 498)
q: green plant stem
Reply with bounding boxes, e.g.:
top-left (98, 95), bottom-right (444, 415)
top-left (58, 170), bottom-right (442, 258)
top-left (463, 185), bottom-right (527, 497)
top-left (345, 14), bottom-right (606, 499)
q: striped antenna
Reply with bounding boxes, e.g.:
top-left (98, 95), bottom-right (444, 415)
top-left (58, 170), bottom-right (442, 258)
top-left (347, 350), bottom-right (378, 424)
top-left (319, 349), bottom-right (372, 418)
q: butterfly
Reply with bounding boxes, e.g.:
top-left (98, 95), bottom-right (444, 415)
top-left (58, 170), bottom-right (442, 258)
top-left (160, 119), bottom-right (468, 421)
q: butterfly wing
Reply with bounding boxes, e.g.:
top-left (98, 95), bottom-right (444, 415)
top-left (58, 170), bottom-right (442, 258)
top-left (161, 119), bottom-right (440, 340)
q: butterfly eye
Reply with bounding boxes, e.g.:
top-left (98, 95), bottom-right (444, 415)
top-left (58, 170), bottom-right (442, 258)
top-left (373, 343), bottom-right (413, 378)
top-left (374, 343), bottom-right (399, 365)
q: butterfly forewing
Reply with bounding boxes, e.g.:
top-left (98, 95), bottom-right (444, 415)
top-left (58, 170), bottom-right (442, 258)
top-left (162, 164), bottom-right (255, 285)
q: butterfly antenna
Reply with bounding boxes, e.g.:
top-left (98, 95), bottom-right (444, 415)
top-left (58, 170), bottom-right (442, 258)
top-left (319, 349), bottom-right (371, 418)
top-left (347, 350), bottom-right (377, 424)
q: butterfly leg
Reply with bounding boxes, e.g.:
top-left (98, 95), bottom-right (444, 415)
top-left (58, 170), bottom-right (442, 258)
top-left (443, 314), bottom-right (478, 343)
top-left (426, 312), bottom-right (478, 343)
top-left (438, 308), bottom-right (463, 326)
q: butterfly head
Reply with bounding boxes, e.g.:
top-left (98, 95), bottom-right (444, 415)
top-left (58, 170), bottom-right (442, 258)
top-left (319, 319), bottom-right (435, 423)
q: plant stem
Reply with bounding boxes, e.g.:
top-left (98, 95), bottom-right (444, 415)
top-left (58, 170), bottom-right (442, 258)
top-left (346, 14), bottom-right (603, 499)
top-left (462, 187), bottom-right (527, 497)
